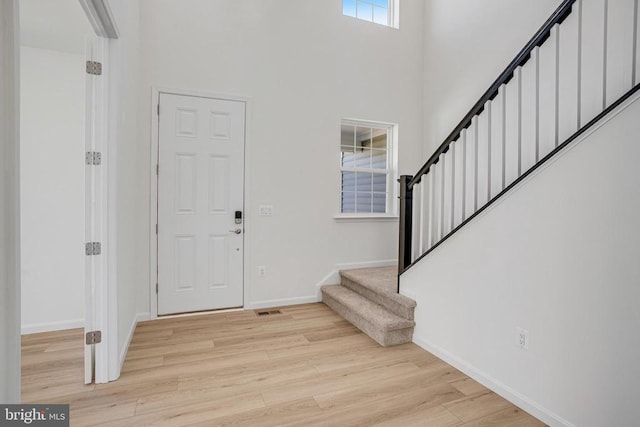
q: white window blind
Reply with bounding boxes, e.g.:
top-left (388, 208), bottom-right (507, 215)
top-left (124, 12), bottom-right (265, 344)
top-left (340, 121), bottom-right (393, 214)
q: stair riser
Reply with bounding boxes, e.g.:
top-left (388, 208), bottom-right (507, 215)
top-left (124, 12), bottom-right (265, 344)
top-left (322, 291), bottom-right (414, 347)
top-left (341, 276), bottom-right (415, 321)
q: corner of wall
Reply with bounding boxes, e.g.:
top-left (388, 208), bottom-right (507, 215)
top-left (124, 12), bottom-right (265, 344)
top-left (0, 0), bottom-right (21, 404)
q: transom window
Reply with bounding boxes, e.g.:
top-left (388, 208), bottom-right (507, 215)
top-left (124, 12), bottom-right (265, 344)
top-left (340, 120), bottom-right (395, 215)
top-left (342, 0), bottom-right (398, 28)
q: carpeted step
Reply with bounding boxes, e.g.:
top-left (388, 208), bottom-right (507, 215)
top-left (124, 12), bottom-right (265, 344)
top-left (340, 266), bottom-right (416, 320)
top-left (321, 284), bottom-right (414, 347)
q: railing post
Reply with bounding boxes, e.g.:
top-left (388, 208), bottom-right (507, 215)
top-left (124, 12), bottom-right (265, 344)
top-left (398, 175), bottom-right (413, 289)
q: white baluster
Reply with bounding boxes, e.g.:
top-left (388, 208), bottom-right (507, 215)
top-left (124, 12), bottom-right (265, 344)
top-left (461, 129), bottom-right (468, 221)
top-left (504, 67), bottom-right (522, 186)
top-left (439, 153), bottom-right (446, 240)
top-left (427, 170), bottom-right (435, 248)
top-left (539, 25), bottom-right (560, 158)
top-left (418, 181), bottom-right (424, 257)
top-left (605, 0), bottom-right (636, 106)
top-left (634, 0), bottom-right (639, 85)
top-left (432, 160), bottom-right (442, 243)
top-left (477, 102), bottom-right (491, 207)
top-left (521, 50), bottom-right (538, 173)
top-left (490, 85), bottom-right (506, 198)
top-left (559, 0), bottom-right (581, 142)
top-left (453, 137), bottom-right (465, 229)
top-left (441, 147), bottom-right (453, 235)
top-left (464, 120), bottom-right (477, 218)
top-left (580, 0), bottom-right (607, 124)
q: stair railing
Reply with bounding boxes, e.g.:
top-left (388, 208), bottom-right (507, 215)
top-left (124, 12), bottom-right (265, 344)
top-left (398, 0), bottom-right (640, 287)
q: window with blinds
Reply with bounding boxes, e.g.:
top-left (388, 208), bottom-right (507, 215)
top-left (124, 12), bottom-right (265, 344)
top-left (340, 121), bottom-right (394, 214)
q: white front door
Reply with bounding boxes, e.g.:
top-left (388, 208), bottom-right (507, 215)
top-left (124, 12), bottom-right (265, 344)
top-left (157, 94), bottom-right (245, 315)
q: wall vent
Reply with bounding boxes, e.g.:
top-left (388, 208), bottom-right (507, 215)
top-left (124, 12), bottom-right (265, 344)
top-left (256, 310), bottom-right (282, 316)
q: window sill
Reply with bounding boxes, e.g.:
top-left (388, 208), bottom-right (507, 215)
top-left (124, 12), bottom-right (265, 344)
top-left (334, 214), bottom-right (399, 223)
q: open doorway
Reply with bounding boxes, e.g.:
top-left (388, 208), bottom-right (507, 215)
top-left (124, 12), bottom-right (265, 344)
top-left (19, 0), bottom-right (93, 393)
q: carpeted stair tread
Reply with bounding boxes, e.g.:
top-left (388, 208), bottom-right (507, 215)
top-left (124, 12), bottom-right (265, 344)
top-left (321, 285), bottom-right (414, 331)
top-left (321, 285), bottom-right (414, 347)
top-left (340, 267), bottom-right (416, 320)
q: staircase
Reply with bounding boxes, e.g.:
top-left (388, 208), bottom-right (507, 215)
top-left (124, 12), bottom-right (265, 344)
top-left (321, 266), bottom-right (416, 346)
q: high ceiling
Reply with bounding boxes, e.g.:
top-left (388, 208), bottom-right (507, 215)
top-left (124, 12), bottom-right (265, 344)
top-left (20, 0), bottom-right (94, 55)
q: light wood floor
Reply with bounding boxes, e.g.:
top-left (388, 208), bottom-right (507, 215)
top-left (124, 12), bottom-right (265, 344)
top-left (22, 303), bottom-right (545, 426)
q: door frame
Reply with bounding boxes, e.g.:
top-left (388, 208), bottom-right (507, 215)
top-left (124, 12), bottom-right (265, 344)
top-left (1, 0), bottom-right (21, 403)
top-left (84, 35), bottom-right (109, 384)
top-left (149, 87), bottom-right (252, 319)
top-left (79, 0), bottom-right (119, 383)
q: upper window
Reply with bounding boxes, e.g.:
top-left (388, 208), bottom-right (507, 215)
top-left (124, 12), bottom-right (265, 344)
top-left (342, 0), bottom-right (398, 28)
top-left (340, 120), bottom-right (396, 216)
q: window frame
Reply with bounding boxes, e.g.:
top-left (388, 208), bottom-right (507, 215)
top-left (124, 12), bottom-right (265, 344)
top-left (336, 118), bottom-right (398, 221)
top-left (342, 0), bottom-right (400, 29)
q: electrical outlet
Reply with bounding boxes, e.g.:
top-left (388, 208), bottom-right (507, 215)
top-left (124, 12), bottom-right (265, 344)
top-left (258, 266), bottom-right (267, 278)
top-left (516, 327), bottom-right (530, 350)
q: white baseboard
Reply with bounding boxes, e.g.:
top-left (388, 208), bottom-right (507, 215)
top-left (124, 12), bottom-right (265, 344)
top-left (21, 319), bottom-right (84, 335)
top-left (135, 312), bottom-right (151, 322)
top-left (117, 312), bottom-right (149, 372)
top-left (400, 288), bottom-right (417, 300)
top-left (412, 335), bottom-right (575, 427)
top-left (118, 316), bottom-right (137, 372)
top-left (314, 259), bottom-right (396, 298)
top-left (247, 295), bottom-right (319, 310)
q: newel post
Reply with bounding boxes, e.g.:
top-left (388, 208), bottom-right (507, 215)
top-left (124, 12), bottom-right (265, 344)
top-left (398, 175), bottom-right (413, 288)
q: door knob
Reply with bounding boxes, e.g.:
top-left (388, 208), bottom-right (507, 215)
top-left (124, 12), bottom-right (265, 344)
top-left (229, 228), bottom-right (242, 234)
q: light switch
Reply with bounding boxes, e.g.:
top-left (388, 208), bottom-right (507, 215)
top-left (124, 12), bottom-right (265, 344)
top-left (258, 205), bottom-right (273, 216)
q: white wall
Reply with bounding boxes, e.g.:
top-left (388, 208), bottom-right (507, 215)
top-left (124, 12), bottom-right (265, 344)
top-left (402, 94), bottom-right (640, 427)
top-left (136, 0), bottom-right (425, 314)
top-left (422, 0), bottom-right (561, 153)
top-left (0, 0), bottom-right (21, 404)
top-left (106, 0), bottom-right (141, 373)
top-left (20, 46), bottom-right (85, 334)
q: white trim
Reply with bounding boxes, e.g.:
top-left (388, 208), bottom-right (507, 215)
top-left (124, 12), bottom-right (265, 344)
top-left (91, 36), bottom-right (111, 385)
top-left (411, 335), bottom-right (574, 427)
top-left (158, 307), bottom-right (244, 320)
top-left (334, 214), bottom-right (398, 222)
top-left (79, 0), bottom-right (119, 39)
top-left (135, 312), bottom-right (151, 322)
top-left (83, 35), bottom-right (111, 385)
top-left (149, 88), bottom-right (159, 320)
top-left (314, 259), bottom-right (396, 299)
top-left (118, 313), bottom-right (142, 371)
top-left (21, 319), bottom-right (85, 335)
top-left (149, 86), bottom-right (252, 320)
top-left (335, 258), bottom-right (396, 270)
top-left (341, 118), bottom-right (397, 128)
top-left (247, 296), bottom-right (320, 310)
top-left (105, 34), bottom-right (120, 382)
top-left (339, 119), bottom-right (398, 216)
top-left (83, 36), bottom-right (94, 385)
top-left (242, 99), bottom-right (254, 310)
top-left (0, 0), bottom-right (21, 403)
top-left (390, 0), bottom-right (400, 29)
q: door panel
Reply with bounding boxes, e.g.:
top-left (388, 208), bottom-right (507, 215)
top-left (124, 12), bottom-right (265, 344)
top-left (84, 36), bottom-right (95, 385)
top-left (158, 94), bottom-right (245, 315)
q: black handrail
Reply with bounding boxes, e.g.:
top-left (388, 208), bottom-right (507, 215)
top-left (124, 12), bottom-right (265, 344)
top-left (408, 0), bottom-right (576, 190)
top-left (405, 81), bottom-right (640, 277)
top-left (397, 0), bottom-right (578, 282)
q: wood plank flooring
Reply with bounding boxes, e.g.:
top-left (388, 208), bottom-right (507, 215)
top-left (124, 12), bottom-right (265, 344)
top-left (22, 303), bottom-right (545, 426)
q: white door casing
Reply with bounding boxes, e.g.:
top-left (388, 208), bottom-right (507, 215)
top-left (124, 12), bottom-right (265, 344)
top-left (84, 36), bottom-right (110, 384)
top-left (157, 94), bottom-right (245, 315)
